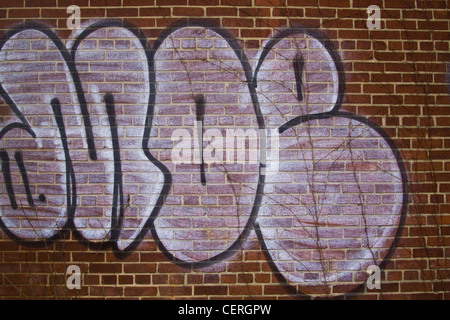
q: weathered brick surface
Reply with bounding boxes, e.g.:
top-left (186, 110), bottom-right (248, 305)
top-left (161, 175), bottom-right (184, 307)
top-left (0, 0), bottom-right (449, 300)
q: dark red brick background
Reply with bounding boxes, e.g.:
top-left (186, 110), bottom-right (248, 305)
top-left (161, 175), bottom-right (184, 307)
top-left (0, 0), bottom-right (449, 300)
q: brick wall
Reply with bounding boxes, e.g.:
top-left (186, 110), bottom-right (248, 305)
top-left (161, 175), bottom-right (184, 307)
top-left (0, 0), bottom-right (449, 300)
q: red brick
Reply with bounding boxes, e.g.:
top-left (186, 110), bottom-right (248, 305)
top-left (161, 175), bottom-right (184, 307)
top-left (222, 0), bottom-right (252, 6)
top-left (107, 8), bottom-right (139, 17)
top-left (157, 0), bottom-right (187, 5)
top-left (194, 286), bottom-right (228, 296)
top-left (25, 0), bottom-right (56, 6)
top-left (8, 9), bottom-right (40, 18)
top-left (140, 7), bottom-right (171, 16)
top-left (123, 0), bottom-right (154, 5)
top-left (207, 7), bottom-right (237, 16)
top-left (173, 7), bottom-right (204, 16)
top-left (320, 0), bottom-right (349, 6)
top-left (124, 287), bottom-right (158, 296)
top-left (239, 7), bottom-right (271, 17)
top-left (159, 286), bottom-right (192, 296)
top-left (91, 0), bottom-right (121, 5)
top-left (0, 0), bottom-right (447, 302)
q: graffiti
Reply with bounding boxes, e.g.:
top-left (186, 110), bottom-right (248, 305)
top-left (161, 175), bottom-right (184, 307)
top-left (252, 26), bottom-right (407, 296)
top-left (0, 19), bottom-right (408, 297)
top-left (150, 22), bottom-right (264, 266)
top-left (0, 20), bottom-right (159, 253)
top-left (256, 113), bottom-right (407, 296)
